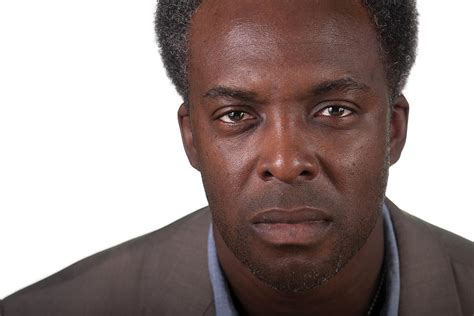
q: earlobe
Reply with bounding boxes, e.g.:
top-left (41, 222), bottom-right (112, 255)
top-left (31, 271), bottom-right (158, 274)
top-left (178, 103), bottom-right (201, 171)
top-left (389, 95), bottom-right (409, 165)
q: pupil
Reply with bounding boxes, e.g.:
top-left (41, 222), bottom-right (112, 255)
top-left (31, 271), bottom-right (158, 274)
top-left (229, 111), bottom-right (244, 121)
top-left (330, 106), bottom-right (344, 116)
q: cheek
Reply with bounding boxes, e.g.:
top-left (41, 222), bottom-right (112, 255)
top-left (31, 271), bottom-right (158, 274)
top-left (195, 136), bottom-right (260, 243)
top-left (194, 130), bottom-right (256, 207)
top-left (341, 135), bottom-right (387, 177)
top-left (347, 140), bottom-right (388, 198)
top-left (309, 110), bottom-right (388, 196)
top-left (327, 122), bottom-right (389, 210)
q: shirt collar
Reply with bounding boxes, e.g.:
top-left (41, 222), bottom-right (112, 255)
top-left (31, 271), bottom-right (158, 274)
top-left (207, 203), bottom-right (400, 316)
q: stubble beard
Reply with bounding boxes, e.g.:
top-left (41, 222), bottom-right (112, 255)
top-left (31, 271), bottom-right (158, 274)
top-left (210, 172), bottom-right (388, 293)
top-left (207, 122), bottom-right (392, 293)
top-left (218, 195), bottom-right (386, 293)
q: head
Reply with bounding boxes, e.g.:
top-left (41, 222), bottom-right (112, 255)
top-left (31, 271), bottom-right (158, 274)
top-left (156, 0), bottom-right (417, 292)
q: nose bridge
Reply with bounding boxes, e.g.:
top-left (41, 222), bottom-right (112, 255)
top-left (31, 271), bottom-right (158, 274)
top-left (270, 113), bottom-right (302, 158)
top-left (258, 110), bottom-right (318, 183)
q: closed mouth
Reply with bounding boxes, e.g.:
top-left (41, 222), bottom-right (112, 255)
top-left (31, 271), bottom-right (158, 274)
top-left (251, 207), bottom-right (331, 225)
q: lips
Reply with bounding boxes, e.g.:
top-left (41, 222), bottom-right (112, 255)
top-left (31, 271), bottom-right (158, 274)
top-left (251, 207), bottom-right (332, 246)
top-left (251, 207), bottom-right (331, 224)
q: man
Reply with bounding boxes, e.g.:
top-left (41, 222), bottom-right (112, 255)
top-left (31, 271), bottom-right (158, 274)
top-left (1, 0), bottom-right (473, 315)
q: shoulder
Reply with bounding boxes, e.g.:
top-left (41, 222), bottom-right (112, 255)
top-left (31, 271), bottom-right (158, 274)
top-left (386, 199), bottom-right (474, 315)
top-left (387, 199), bottom-right (474, 265)
top-left (1, 207), bottom-right (214, 316)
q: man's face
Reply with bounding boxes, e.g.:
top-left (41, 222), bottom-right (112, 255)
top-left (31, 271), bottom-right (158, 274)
top-left (180, 0), bottom-right (405, 292)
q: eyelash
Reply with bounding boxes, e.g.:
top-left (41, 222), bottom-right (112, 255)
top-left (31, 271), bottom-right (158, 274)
top-left (218, 111), bottom-right (255, 123)
top-left (316, 105), bottom-right (354, 118)
top-left (216, 104), bottom-right (355, 126)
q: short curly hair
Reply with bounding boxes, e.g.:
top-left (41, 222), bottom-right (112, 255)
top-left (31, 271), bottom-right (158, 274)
top-left (155, 0), bottom-right (418, 103)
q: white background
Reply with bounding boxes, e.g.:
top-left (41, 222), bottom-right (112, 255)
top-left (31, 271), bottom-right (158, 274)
top-left (0, 1), bottom-right (473, 298)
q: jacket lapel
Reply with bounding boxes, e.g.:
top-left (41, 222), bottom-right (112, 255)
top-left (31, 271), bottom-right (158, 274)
top-left (386, 199), bottom-right (463, 315)
top-left (136, 201), bottom-right (464, 315)
top-left (138, 207), bottom-right (215, 315)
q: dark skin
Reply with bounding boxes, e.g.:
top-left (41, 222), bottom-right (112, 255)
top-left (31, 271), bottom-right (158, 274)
top-left (178, 0), bottom-right (408, 315)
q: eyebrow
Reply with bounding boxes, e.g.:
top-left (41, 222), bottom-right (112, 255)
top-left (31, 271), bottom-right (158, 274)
top-left (202, 77), bottom-right (370, 102)
top-left (311, 78), bottom-right (370, 95)
top-left (203, 86), bottom-right (261, 103)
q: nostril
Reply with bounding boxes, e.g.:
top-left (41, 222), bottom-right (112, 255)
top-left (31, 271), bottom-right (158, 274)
top-left (300, 170), bottom-right (312, 177)
top-left (258, 158), bottom-right (319, 183)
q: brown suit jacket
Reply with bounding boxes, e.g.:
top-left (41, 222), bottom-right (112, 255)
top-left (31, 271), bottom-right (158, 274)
top-left (1, 199), bottom-right (473, 315)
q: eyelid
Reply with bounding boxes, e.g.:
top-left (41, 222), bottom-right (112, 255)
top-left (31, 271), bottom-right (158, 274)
top-left (219, 111), bottom-right (253, 123)
top-left (319, 107), bottom-right (353, 117)
top-left (312, 101), bottom-right (358, 117)
top-left (214, 107), bottom-right (258, 124)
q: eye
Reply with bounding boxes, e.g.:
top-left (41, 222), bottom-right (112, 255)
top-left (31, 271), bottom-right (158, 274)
top-left (219, 111), bottom-right (253, 123)
top-left (318, 105), bottom-right (353, 118)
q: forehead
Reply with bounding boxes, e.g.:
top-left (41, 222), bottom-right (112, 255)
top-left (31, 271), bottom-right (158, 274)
top-left (191, 0), bottom-right (372, 41)
top-left (187, 0), bottom-right (386, 100)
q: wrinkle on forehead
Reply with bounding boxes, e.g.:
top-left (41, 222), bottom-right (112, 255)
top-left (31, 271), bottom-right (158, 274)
top-left (220, 21), bottom-right (355, 61)
top-left (190, 0), bottom-right (376, 64)
top-left (187, 0), bottom-right (387, 100)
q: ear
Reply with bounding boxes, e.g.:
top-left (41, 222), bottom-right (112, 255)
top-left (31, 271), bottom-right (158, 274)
top-left (389, 94), bottom-right (409, 165)
top-left (178, 103), bottom-right (201, 171)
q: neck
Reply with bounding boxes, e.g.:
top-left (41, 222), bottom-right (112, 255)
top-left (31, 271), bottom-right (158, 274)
top-left (214, 213), bottom-right (385, 316)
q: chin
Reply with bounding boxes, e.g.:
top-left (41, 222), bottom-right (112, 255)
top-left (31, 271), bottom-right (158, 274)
top-left (220, 212), bottom-right (379, 293)
top-left (249, 255), bottom-right (345, 293)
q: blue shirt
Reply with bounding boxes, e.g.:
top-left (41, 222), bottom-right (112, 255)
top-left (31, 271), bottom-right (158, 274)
top-left (207, 204), bottom-right (400, 316)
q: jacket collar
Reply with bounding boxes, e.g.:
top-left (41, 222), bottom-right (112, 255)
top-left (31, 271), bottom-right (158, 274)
top-left (165, 201), bottom-right (464, 315)
top-left (139, 207), bottom-right (215, 315)
top-left (385, 199), bottom-right (463, 315)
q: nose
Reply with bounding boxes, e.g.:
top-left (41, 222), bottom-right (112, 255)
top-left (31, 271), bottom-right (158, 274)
top-left (257, 122), bottom-right (319, 184)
